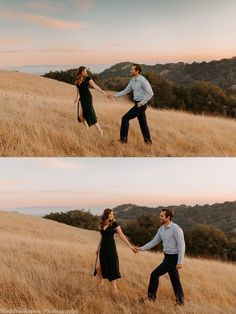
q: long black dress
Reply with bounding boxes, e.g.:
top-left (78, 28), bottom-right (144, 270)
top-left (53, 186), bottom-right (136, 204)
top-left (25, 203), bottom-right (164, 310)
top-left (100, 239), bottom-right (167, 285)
top-left (76, 76), bottom-right (97, 127)
top-left (96, 221), bottom-right (121, 281)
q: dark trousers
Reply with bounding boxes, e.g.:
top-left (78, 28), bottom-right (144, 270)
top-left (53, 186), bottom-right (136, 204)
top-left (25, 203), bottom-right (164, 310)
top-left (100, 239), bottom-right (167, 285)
top-left (148, 254), bottom-right (184, 304)
top-left (120, 102), bottom-right (152, 143)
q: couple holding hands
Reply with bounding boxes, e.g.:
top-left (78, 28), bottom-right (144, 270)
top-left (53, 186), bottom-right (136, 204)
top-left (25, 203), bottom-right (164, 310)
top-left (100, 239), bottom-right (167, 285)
top-left (74, 64), bottom-right (153, 144)
top-left (94, 208), bottom-right (185, 306)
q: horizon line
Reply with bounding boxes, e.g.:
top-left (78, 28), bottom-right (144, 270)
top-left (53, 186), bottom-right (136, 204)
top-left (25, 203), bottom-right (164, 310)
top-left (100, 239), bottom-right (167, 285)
top-left (2, 55), bottom-right (236, 73)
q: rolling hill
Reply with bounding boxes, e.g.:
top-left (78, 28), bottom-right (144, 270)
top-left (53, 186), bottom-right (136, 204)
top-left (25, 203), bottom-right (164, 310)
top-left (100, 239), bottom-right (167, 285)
top-left (0, 210), bottom-right (235, 313)
top-left (98, 57), bottom-right (236, 90)
top-left (113, 201), bottom-right (236, 233)
top-left (1, 70), bottom-right (236, 156)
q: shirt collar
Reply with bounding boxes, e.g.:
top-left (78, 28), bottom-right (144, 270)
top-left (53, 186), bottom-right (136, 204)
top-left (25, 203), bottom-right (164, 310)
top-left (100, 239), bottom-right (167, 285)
top-left (134, 74), bottom-right (141, 80)
top-left (164, 221), bottom-right (173, 229)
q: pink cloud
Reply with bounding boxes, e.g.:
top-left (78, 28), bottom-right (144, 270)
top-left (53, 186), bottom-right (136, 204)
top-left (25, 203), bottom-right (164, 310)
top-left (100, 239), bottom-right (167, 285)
top-left (0, 10), bottom-right (86, 30)
top-left (0, 37), bottom-right (26, 46)
top-left (0, 179), bottom-right (25, 186)
top-left (38, 159), bottom-right (87, 170)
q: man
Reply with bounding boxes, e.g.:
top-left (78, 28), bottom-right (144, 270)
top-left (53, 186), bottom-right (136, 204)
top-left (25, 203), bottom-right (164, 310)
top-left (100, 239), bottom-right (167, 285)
top-left (135, 209), bottom-right (185, 305)
top-left (113, 64), bottom-right (154, 144)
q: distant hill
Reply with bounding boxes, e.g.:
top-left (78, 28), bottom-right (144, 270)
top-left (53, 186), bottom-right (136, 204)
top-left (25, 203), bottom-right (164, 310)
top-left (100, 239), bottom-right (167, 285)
top-left (98, 57), bottom-right (236, 90)
top-left (113, 201), bottom-right (236, 234)
top-left (43, 57), bottom-right (236, 118)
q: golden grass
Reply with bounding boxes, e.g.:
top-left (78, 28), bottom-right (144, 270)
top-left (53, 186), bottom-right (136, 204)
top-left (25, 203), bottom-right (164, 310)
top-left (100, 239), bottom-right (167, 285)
top-left (0, 210), bottom-right (235, 313)
top-left (1, 70), bottom-right (236, 156)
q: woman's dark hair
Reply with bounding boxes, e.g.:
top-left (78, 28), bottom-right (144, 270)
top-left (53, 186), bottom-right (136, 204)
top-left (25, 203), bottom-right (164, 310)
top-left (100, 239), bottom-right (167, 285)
top-left (100, 208), bottom-right (114, 229)
top-left (75, 66), bottom-right (86, 84)
top-left (161, 208), bottom-right (174, 220)
top-left (132, 63), bottom-right (142, 73)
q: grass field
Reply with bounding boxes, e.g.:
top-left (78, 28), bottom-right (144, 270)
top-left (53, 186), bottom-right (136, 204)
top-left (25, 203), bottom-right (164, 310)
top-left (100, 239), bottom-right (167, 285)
top-left (1, 70), bottom-right (236, 156)
top-left (0, 210), bottom-right (235, 313)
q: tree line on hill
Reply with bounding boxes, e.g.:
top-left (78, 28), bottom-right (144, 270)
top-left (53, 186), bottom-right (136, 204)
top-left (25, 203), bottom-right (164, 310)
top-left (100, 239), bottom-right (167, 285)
top-left (43, 63), bottom-right (236, 118)
top-left (113, 202), bottom-right (236, 234)
top-left (44, 206), bottom-right (236, 262)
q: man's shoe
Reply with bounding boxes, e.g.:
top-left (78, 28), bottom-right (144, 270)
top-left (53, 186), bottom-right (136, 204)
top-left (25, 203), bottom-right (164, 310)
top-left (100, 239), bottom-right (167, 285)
top-left (139, 297), bottom-right (155, 304)
top-left (119, 138), bottom-right (127, 144)
top-left (175, 300), bottom-right (184, 306)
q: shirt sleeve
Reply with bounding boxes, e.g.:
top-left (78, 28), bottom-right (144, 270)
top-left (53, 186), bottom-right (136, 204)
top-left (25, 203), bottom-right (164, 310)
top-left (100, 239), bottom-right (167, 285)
top-left (140, 229), bottom-right (161, 251)
top-left (174, 227), bottom-right (185, 264)
top-left (114, 80), bottom-right (132, 97)
top-left (140, 77), bottom-right (154, 105)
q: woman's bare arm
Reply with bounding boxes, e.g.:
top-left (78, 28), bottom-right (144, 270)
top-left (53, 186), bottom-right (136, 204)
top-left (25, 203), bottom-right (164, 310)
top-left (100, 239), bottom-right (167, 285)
top-left (116, 226), bottom-right (135, 250)
top-left (89, 79), bottom-right (112, 98)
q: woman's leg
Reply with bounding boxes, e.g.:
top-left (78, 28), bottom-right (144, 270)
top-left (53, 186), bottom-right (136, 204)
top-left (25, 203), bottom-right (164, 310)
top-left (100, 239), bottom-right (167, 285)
top-left (94, 122), bottom-right (104, 136)
top-left (95, 254), bottom-right (104, 286)
top-left (78, 106), bottom-right (89, 130)
top-left (111, 280), bottom-right (118, 291)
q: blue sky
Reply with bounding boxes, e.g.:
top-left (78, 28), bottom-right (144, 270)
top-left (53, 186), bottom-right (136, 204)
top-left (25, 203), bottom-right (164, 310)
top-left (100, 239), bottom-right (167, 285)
top-left (0, 158), bottom-right (235, 216)
top-left (0, 0), bottom-right (236, 73)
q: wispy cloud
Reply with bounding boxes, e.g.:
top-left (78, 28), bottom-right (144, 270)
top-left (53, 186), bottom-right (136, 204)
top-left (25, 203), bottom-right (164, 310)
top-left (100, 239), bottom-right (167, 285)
top-left (0, 37), bottom-right (26, 46)
top-left (72, 0), bottom-right (96, 12)
top-left (0, 191), bottom-right (22, 194)
top-left (0, 50), bottom-right (20, 54)
top-left (27, 1), bottom-right (63, 11)
top-left (0, 179), bottom-right (25, 186)
top-left (37, 159), bottom-right (87, 170)
top-left (34, 48), bottom-right (97, 54)
top-left (140, 25), bottom-right (161, 37)
top-left (0, 10), bottom-right (87, 30)
top-left (38, 190), bottom-right (80, 194)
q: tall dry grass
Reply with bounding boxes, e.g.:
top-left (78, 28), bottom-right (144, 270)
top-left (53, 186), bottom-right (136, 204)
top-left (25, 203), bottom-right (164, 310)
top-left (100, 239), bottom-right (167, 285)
top-left (1, 70), bottom-right (236, 156)
top-left (0, 211), bottom-right (235, 313)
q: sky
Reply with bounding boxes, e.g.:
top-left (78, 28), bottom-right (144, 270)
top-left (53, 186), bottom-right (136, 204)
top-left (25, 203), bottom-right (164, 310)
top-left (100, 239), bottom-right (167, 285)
top-left (0, 158), bottom-right (235, 216)
top-left (0, 0), bottom-right (236, 73)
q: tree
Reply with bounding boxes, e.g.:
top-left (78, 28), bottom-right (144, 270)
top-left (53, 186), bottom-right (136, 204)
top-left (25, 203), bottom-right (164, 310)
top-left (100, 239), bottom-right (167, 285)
top-left (186, 224), bottom-right (228, 259)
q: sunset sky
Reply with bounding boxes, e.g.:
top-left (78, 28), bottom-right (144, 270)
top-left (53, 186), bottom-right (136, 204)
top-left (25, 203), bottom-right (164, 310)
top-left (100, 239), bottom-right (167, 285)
top-left (0, 158), bottom-right (235, 216)
top-left (0, 0), bottom-right (236, 73)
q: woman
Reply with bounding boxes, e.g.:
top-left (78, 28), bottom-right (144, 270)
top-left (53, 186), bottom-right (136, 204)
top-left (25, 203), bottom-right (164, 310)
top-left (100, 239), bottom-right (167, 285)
top-left (94, 208), bottom-right (136, 291)
top-left (74, 66), bottom-right (112, 135)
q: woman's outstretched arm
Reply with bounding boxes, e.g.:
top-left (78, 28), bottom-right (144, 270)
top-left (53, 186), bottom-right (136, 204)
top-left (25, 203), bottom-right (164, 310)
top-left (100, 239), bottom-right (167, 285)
top-left (89, 79), bottom-right (112, 99)
top-left (115, 226), bottom-right (136, 252)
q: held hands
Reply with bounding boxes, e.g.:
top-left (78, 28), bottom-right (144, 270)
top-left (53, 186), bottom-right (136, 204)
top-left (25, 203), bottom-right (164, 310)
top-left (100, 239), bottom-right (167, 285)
top-left (131, 246), bottom-right (141, 254)
top-left (176, 264), bottom-right (183, 269)
top-left (137, 102), bottom-right (143, 108)
top-left (104, 92), bottom-right (113, 100)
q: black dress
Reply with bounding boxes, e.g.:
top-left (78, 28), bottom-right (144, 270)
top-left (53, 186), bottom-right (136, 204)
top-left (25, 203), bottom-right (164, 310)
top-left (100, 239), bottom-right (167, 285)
top-left (97, 221), bottom-right (121, 281)
top-left (76, 76), bottom-right (97, 127)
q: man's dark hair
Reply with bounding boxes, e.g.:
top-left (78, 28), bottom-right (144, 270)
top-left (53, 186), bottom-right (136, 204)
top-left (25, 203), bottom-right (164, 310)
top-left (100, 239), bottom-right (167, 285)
top-left (161, 208), bottom-right (174, 220)
top-left (132, 63), bottom-right (142, 74)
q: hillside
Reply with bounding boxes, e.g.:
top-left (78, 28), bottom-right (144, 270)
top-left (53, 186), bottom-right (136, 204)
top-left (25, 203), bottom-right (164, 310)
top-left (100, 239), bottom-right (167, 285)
top-left (98, 57), bottom-right (236, 89)
top-left (0, 211), bottom-right (235, 313)
top-left (113, 201), bottom-right (236, 233)
top-left (1, 70), bottom-right (236, 157)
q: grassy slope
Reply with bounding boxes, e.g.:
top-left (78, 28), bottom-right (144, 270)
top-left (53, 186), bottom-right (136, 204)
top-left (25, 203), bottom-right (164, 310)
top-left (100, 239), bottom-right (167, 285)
top-left (1, 71), bottom-right (236, 156)
top-left (0, 211), bottom-right (236, 313)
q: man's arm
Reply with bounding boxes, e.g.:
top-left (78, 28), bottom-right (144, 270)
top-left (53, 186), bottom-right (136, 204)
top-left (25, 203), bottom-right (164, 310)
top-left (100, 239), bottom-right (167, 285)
top-left (140, 78), bottom-right (154, 105)
top-left (140, 230), bottom-right (161, 251)
top-left (174, 227), bottom-right (185, 266)
top-left (114, 80), bottom-right (132, 98)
